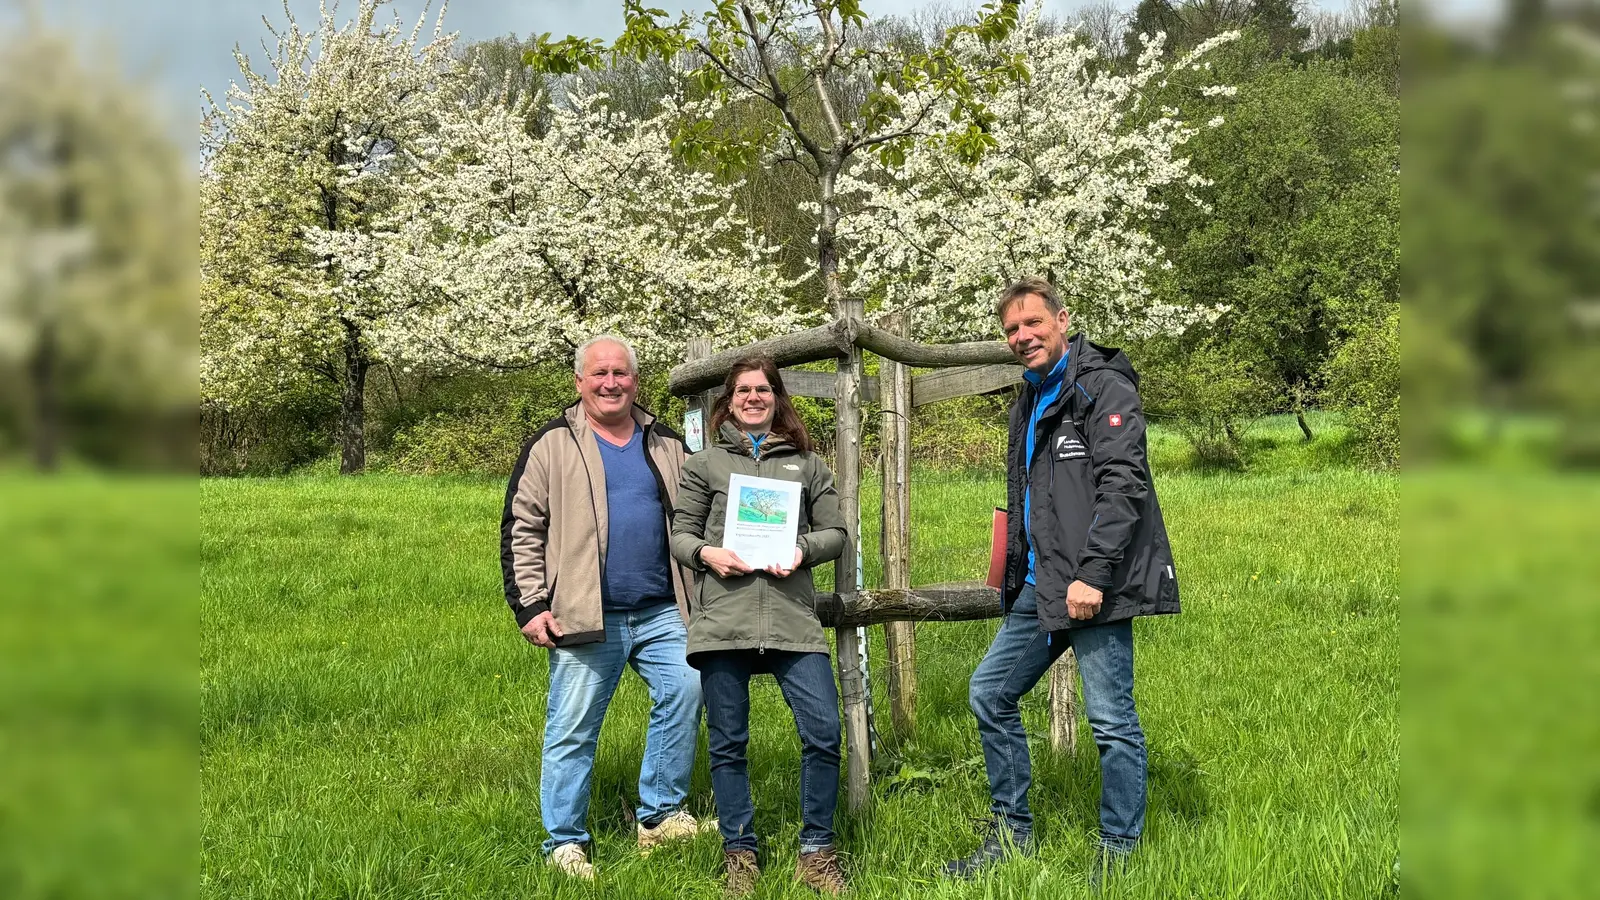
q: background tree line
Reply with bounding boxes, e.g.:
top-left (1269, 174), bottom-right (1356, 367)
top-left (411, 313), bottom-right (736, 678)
top-left (192, 0), bottom-right (1406, 476)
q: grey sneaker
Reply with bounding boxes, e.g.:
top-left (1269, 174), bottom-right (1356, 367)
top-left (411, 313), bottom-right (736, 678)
top-left (548, 841), bottom-right (595, 880)
top-left (940, 827), bottom-right (1035, 878)
top-left (637, 809), bottom-right (718, 854)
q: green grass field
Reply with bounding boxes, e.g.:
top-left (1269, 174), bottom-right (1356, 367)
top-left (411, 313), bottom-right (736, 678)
top-left (201, 418), bottom-right (1397, 899)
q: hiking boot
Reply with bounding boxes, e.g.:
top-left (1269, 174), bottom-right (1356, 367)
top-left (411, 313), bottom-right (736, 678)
top-left (1087, 843), bottom-right (1131, 893)
top-left (794, 846), bottom-right (847, 894)
top-left (548, 842), bottom-right (595, 880)
top-left (940, 827), bottom-right (1035, 878)
top-left (637, 809), bottom-right (719, 854)
top-left (723, 849), bottom-right (760, 898)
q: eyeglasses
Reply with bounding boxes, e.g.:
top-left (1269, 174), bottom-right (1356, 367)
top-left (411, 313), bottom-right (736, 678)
top-left (732, 385), bottom-right (774, 397)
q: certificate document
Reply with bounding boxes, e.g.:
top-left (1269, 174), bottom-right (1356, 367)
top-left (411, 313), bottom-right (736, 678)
top-left (721, 473), bottom-right (803, 570)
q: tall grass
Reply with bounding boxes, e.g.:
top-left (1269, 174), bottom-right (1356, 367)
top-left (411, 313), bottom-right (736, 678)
top-left (201, 424), bottom-right (1396, 899)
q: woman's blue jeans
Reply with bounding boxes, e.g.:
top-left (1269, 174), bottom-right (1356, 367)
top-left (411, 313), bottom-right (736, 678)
top-left (700, 650), bottom-right (841, 854)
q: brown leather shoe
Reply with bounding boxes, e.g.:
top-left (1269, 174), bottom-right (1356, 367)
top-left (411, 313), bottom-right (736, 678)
top-left (723, 849), bottom-right (760, 898)
top-left (794, 846), bottom-right (846, 894)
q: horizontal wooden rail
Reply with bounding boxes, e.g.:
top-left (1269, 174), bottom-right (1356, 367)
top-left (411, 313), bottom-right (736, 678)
top-left (669, 321), bottom-right (854, 395)
top-left (813, 581), bottom-right (1004, 627)
top-left (910, 363), bottom-right (1023, 407)
top-left (700, 367), bottom-right (881, 404)
top-left (851, 320), bottom-right (1015, 368)
top-left (668, 317), bottom-right (1016, 397)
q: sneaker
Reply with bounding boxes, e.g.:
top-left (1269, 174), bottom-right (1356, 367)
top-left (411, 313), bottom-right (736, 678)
top-left (637, 809), bottom-right (719, 853)
top-left (794, 846), bottom-right (847, 895)
top-left (940, 827), bottom-right (1035, 878)
top-left (548, 842), bottom-right (595, 880)
top-left (1087, 843), bottom-right (1131, 893)
top-left (723, 849), bottom-right (760, 898)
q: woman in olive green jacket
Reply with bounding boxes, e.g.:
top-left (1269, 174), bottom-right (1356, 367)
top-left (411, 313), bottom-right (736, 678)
top-left (670, 356), bottom-right (848, 896)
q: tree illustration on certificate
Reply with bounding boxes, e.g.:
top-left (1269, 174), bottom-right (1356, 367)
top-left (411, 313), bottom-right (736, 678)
top-left (737, 487), bottom-right (789, 524)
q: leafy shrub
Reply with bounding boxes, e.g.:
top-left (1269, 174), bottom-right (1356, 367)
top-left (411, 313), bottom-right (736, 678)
top-left (1139, 338), bottom-right (1278, 468)
top-left (907, 393), bottom-right (1009, 470)
top-left (1323, 308), bottom-right (1399, 469)
top-left (376, 363), bottom-right (695, 475)
top-left (379, 365), bottom-right (579, 475)
top-left (201, 397), bottom-right (338, 476)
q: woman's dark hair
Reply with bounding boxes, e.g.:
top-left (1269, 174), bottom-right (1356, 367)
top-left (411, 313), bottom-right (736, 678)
top-left (709, 355), bottom-right (813, 453)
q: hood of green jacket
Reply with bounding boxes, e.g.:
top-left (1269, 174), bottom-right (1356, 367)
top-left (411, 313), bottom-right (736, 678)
top-left (712, 421), bottom-right (799, 459)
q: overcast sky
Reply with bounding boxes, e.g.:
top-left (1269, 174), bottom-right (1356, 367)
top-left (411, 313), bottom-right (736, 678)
top-left (26, 0), bottom-right (1481, 131)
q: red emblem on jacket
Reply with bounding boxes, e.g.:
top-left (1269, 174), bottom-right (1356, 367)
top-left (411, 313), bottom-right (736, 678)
top-left (1108, 414), bottom-right (1123, 427)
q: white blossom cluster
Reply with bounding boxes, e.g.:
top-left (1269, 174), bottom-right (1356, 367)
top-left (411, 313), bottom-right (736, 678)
top-left (201, 0), bottom-right (464, 405)
top-left (375, 87), bottom-right (811, 373)
top-left (835, 4), bottom-right (1239, 341)
top-left (202, 0), bottom-right (804, 408)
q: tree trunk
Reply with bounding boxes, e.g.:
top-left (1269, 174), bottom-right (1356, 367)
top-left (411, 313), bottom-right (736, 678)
top-left (29, 319), bottom-right (61, 473)
top-left (1296, 409), bottom-right (1314, 442)
top-left (834, 292), bottom-right (871, 814)
top-left (820, 166), bottom-right (873, 812)
top-left (339, 320), bottom-right (369, 475)
top-left (879, 312), bottom-right (916, 738)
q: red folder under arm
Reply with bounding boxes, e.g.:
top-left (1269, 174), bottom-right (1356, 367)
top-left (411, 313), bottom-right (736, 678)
top-left (985, 507), bottom-right (1007, 590)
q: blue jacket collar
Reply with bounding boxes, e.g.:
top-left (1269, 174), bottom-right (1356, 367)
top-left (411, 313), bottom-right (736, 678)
top-left (1022, 348), bottom-right (1070, 388)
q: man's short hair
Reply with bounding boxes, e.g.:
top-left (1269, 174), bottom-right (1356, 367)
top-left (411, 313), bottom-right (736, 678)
top-left (574, 334), bottom-right (639, 376)
top-left (995, 276), bottom-right (1063, 318)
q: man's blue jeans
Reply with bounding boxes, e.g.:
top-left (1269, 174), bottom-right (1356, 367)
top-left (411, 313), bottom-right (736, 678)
top-left (969, 585), bottom-right (1146, 852)
top-left (700, 650), bottom-right (841, 854)
top-left (540, 602), bottom-right (702, 854)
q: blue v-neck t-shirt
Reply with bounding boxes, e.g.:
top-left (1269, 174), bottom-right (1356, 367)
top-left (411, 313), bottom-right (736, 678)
top-left (595, 425), bottom-right (672, 612)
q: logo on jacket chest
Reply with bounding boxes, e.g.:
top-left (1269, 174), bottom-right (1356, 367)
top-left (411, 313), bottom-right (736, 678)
top-left (1054, 434), bottom-right (1088, 460)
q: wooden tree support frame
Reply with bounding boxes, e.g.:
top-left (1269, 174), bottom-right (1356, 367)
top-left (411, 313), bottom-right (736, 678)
top-left (674, 313), bottom-right (1081, 812)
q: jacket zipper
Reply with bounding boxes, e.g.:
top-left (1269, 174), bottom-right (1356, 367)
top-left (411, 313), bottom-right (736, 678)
top-left (755, 452), bottom-right (766, 654)
top-left (570, 424), bottom-right (607, 644)
top-left (639, 420), bottom-right (689, 615)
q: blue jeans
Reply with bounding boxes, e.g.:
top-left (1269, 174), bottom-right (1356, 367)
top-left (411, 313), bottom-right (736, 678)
top-left (700, 650), bottom-right (841, 854)
top-left (540, 602), bottom-right (702, 854)
top-left (969, 585), bottom-right (1146, 852)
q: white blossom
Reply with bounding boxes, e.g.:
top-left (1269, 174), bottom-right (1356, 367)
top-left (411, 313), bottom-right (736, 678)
top-left (201, 0), bottom-right (463, 407)
top-left (835, 5), bottom-right (1237, 341)
top-left (376, 87), bottom-right (809, 373)
top-left (202, 0), bottom-right (804, 411)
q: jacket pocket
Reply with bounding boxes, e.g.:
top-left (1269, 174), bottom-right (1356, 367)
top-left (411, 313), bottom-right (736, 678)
top-left (1048, 456), bottom-right (1095, 573)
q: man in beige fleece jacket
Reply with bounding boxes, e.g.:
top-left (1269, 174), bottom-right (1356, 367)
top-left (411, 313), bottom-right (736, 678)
top-left (500, 335), bottom-right (712, 879)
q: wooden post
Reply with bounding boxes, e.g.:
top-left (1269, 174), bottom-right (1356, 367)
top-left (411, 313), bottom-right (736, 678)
top-left (1048, 648), bottom-right (1079, 755)
top-left (834, 300), bottom-right (871, 812)
top-left (878, 313), bottom-right (915, 738)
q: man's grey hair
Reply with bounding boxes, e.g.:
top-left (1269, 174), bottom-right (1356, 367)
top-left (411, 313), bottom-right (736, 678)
top-left (573, 334), bottom-right (639, 376)
top-left (996, 276), bottom-right (1064, 318)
